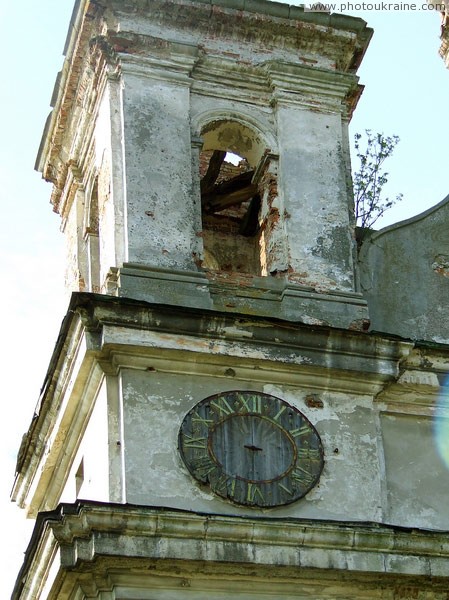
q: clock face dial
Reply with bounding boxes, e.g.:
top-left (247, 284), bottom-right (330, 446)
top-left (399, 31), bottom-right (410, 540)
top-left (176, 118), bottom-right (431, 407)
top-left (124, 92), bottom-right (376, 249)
top-left (178, 391), bottom-right (324, 508)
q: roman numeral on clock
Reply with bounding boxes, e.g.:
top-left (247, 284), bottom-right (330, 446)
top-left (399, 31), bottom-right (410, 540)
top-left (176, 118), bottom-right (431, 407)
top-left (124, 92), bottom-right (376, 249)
top-left (237, 393), bottom-right (263, 414)
top-left (183, 435), bottom-right (207, 450)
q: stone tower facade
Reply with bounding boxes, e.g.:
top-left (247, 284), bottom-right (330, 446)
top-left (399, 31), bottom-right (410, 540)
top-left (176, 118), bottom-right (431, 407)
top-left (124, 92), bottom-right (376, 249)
top-left (11, 1), bottom-right (449, 599)
top-left (35, 0), bottom-right (371, 329)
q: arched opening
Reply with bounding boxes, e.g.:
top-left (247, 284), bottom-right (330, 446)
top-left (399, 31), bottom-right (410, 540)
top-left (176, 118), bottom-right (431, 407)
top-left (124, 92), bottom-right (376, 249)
top-left (199, 119), bottom-right (271, 276)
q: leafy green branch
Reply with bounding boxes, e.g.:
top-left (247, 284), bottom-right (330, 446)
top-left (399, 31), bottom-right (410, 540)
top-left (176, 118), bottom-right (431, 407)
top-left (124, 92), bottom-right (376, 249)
top-left (353, 130), bottom-right (403, 229)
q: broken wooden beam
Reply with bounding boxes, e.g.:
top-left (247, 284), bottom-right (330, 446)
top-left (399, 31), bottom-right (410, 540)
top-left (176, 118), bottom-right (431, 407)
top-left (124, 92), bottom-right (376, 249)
top-left (200, 150), bottom-right (226, 195)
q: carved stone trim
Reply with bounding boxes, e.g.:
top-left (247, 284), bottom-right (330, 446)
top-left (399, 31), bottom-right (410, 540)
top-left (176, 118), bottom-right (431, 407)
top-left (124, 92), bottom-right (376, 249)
top-left (12, 502), bottom-right (449, 599)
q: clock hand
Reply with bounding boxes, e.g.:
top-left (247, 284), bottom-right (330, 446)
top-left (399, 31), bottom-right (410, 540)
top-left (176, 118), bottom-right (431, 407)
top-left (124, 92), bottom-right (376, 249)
top-left (244, 444), bottom-right (263, 452)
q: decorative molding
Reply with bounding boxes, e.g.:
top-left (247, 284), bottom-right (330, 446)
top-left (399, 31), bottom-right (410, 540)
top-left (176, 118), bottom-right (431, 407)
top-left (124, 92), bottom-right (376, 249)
top-left (266, 62), bottom-right (361, 115)
top-left (117, 263), bottom-right (370, 329)
top-left (109, 0), bottom-right (372, 72)
top-left (119, 44), bottom-right (199, 85)
top-left (12, 502), bottom-right (449, 599)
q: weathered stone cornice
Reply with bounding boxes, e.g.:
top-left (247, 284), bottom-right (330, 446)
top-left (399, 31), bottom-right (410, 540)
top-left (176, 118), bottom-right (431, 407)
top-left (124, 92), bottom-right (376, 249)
top-left (191, 55), bottom-right (271, 102)
top-left (265, 61), bottom-right (362, 115)
top-left (12, 501), bottom-right (449, 599)
top-left (51, 503), bottom-right (449, 564)
top-left (111, 0), bottom-right (372, 73)
top-left (119, 50), bottom-right (198, 85)
top-left (191, 57), bottom-right (362, 114)
top-left (71, 292), bottom-right (411, 381)
top-left (377, 347), bottom-right (449, 416)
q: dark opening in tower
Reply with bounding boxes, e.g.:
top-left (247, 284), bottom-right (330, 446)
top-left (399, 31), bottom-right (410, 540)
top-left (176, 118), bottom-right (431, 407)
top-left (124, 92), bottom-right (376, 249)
top-left (199, 119), bottom-right (268, 275)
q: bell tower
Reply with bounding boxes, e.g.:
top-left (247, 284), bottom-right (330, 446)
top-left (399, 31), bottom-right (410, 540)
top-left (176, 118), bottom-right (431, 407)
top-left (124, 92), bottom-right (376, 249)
top-left (12, 2), bottom-right (449, 599)
top-left (35, 0), bottom-right (371, 328)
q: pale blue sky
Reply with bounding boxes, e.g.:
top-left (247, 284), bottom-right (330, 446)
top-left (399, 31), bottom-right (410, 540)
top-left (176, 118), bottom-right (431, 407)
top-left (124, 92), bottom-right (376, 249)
top-left (349, 9), bottom-right (449, 225)
top-left (0, 2), bottom-right (447, 596)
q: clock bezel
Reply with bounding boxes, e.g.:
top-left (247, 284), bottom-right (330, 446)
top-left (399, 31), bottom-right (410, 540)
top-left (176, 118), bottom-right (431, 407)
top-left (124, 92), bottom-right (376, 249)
top-left (178, 390), bottom-right (324, 508)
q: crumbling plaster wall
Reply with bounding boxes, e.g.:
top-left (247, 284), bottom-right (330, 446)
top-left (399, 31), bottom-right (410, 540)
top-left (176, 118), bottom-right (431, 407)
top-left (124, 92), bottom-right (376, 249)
top-left (359, 196), bottom-right (449, 343)
top-left (109, 0), bottom-right (360, 73)
top-left (69, 362), bottom-right (447, 530)
top-left (121, 70), bottom-right (201, 270)
top-left (118, 368), bottom-right (385, 522)
top-left (56, 362), bottom-right (447, 530)
top-left (276, 105), bottom-right (355, 291)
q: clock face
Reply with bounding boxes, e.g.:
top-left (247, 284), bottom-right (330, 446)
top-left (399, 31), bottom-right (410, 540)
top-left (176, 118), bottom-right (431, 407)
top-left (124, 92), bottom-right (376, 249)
top-left (178, 391), bottom-right (324, 508)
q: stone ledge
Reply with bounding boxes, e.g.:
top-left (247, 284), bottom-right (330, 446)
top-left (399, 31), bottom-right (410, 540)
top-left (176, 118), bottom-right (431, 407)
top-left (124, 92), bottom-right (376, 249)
top-left (118, 264), bottom-right (370, 330)
top-left (13, 501), bottom-right (449, 599)
top-left (111, 0), bottom-right (371, 33)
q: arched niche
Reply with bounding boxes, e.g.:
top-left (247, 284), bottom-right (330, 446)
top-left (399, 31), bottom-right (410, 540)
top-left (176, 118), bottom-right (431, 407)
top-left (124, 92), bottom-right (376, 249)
top-left (201, 119), bottom-right (266, 168)
top-left (197, 117), bottom-right (280, 277)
